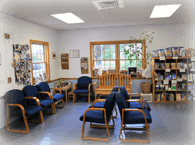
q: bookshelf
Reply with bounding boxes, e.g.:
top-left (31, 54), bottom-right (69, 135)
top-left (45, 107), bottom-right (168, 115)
top-left (152, 57), bottom-right (193, 103)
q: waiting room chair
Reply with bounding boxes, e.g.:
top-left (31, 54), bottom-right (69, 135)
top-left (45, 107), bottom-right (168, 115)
top-left (120, 86), bottom-right (151, 111)
top-left (5, 89), bottom-right (44, 134)
top-left (80, 92), bottom-right (116, 141)
top-left (22, 85), bottom-right (56, 115)
top-left (89, 86), bottom-right (119, 118)
top-left (36, 82), bottom-right (65, 108)
top-left (73, 76), bottom-right (93, 103)
top-left (115, 91), bottom-right (152, 143)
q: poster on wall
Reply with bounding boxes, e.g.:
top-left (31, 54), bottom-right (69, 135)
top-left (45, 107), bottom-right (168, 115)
top-left (69, 50), bottom-right (80, 58)
top-left (13, 44), bottom-right (31, 85)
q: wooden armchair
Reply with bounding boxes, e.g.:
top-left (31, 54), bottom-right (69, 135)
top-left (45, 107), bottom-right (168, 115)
top-left (73, 76), bottom-right (93, 103)
top-left (120, 86), bottom-right (151, 111)
top-left (79, 92), bottom-right (116, 141)
top-left (5, 89), bottom-right (44, 134)
top-left (115, 91), bottom-right (152, 143)
top-left (22, 85), bottom-right (56, 115)
top-left (36, 82), bottom-right (65, 108)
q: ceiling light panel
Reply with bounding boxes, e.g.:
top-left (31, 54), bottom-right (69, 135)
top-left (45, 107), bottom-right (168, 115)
top-left (150, 4), bottom-right (182, 18)
top-left (51, 13), bottom-right (85, 24)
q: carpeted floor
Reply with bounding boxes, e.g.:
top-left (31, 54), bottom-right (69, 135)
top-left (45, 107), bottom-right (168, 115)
top-left (0, 96), bottom-right (195, 145)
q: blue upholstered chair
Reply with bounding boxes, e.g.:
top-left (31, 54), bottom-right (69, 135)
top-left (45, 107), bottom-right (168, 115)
top-left (36, 82), bottom-right (65, 109)
top-left (80, 92), bottom-right (116, 141)
top-left (5, 89), bottom-right (44, 133)
top-left (73, 76), bottom-right (93, 103)
top-left (115, 91), bottom-right (152, 143)
top-left (89, 86), bottom-right (118, 118)
top-left (22, 85), bottom-right (56, 115)
top-left (120, 86), bottom-right (151, 111)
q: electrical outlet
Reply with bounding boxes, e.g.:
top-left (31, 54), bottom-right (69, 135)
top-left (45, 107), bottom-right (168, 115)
top-left (0, 80), bottom-right (4, 85)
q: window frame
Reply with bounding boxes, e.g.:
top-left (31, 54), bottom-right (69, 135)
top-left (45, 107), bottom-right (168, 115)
top-left (30, 39), bottom-right (50, 85)
top-left (90, 40), bottom-right (146, 78)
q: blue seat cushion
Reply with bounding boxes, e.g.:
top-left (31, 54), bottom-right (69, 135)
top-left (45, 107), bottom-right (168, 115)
top-left (124, 109), bottom-right (152, 124)
top-left (53, 94), bottom-right (64, 101)
top-left (24, 105), bottom-right (42, 117)
top-left (74, 89), bottom-right (89, 94)
top-left (31, 99), bottom-right (54, 108)
top-left (89, 102), bottom-right (105, 108)
top-left (129, 101), bottom-right (151, 111)
top-left (80, 110), bottom-right (105, 124)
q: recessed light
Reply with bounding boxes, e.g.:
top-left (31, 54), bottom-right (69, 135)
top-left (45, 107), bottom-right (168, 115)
top-left (51, 13), bottom-right (85, 24)
top-left (150, 4), bottom-right (182, 18)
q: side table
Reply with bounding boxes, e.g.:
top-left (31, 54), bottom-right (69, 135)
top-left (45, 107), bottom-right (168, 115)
top-left (55, 85), bottom-right (72, 102)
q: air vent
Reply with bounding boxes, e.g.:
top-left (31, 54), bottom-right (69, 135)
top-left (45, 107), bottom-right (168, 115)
top-left (92, 0), bottom-right (124, 10)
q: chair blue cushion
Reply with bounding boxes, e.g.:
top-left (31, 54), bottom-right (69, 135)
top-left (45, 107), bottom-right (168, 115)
top-left (89, 102), bottom-right (105, 108)
top-left (112, 86), bottom-right (119, 92)
top-left (130, 102), bottom-right (151, 111)
top-left (4, 89), bottom-right (25, 106)
top-left (80, 110), bottom-right (105, 124)
top-left (24, 105), bottom-right (42, 117)
top-left (103, 92), bottom-right (116, 122)
top-left (36, 82), bottom-right (51, 98)
top-left (120, 86), bottom-right (130, 100)
top-left (22, 85), bottom-right (40, 104)
top-left (74, 89), bottom-right (89, 94)
top-left (53, 94), bottom-right (64, 101)
top-left (124, 109), bottom-right (152, 124)
top-left (31, 99), bottom-right (54, 108)
top-left (77, 76), bottom-right (92, 90)
top-left (115, 91), bottom-right (127, 117)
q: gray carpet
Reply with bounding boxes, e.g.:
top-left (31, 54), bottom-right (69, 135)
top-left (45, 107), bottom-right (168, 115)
top-left (0, 98), bottom-right (195, 145)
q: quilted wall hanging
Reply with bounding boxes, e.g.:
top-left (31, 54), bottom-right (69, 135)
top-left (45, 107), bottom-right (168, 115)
top-left (13, 44), bottom-right (31, 85)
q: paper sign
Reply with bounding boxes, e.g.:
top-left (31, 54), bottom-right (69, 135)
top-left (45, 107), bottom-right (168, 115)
top-left (172, 80), bottom-right (177, 84)
top-left (173, 57), bottom-right (178, 59)
top-left (191, 57), bottom-right (195, 61)
top-left (180, 69), bottom-right (185, 72)
top-left (177, 79), bottom-right (182, 82)
top-left (160, 57), bottom-right (165, 61)
top-left (166, 69), bottom-right (170, 72)
top-left (164, 80), bottom-right (169, 84)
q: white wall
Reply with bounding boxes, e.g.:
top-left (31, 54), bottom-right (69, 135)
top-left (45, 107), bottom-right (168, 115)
top-left (58, 23), bottom-right (195, 78)
top-left (0, 12), bottom-right (60, 128)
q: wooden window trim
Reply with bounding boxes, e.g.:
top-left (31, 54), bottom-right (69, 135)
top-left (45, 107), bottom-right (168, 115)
top-left (30, 39), bottom-right (50, 85)
top-left (90, 40), bottom-right (146, 78)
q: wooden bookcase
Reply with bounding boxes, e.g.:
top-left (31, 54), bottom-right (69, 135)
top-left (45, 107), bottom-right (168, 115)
top-left (152, 57), bottom-right (192, 103)
top-left (61, 53), bottom-right (69, 69)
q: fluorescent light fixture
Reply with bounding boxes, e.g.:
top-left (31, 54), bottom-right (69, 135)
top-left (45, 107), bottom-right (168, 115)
top-left (150, 4), bottom-right (182, 18)
top-left (51, 13), bottom-right (85, 24)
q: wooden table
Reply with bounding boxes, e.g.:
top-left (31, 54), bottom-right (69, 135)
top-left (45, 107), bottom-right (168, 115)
top-left (57, 85), bottom-right (72, 102)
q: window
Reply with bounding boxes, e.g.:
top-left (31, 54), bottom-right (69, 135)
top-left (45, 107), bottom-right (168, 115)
top-left (90, 40), bottom-right (146, 78)
top-left (30, 40), bottom-right (50, 84)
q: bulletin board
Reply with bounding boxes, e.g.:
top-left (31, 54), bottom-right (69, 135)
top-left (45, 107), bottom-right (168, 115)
top-left (13, 44), bottom-right (31, 85)
top-left (81, 57), bottom-right (88, 74)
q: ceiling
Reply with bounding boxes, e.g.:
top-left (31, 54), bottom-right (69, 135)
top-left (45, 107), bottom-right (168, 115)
top-left (0, 0), bottom-right (195, 31)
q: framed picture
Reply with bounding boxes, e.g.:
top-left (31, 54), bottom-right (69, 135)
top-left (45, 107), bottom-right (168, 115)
top-left (69, 50), bottom-right (80, 58)
top-left (52, 52), bottom-right (56, 59)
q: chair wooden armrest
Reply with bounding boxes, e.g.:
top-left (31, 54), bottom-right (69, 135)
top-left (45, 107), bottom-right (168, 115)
top-left (25, 97), bottom-right (41, 106)
top-left (50, 88), bottom-right (62, 94)
top-left (128, 93), bottom-right (143, 100)
top-left (92, 99), bottom-right (106, 107)
top-left (93, 82), bottom-right (97, 88)
top-left (73, 83), bottom-right (78, 92)
top-left (39, 92), bottom-right (53, 99)
top-left (126, 99), bottom-right (144, 109)
top-left (130, 81), bottom-right (132, 85)
top-left (88, 83), bottom-right (92, 92)
top-left (83, 108), bottom-right (106, 119)
top-left (122, 108), bottom-right (147, 122)
top-left (7, 104), bottom-right (25, 114)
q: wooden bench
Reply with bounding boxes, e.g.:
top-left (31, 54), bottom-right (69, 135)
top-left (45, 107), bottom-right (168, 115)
top-left (93, 73), bottom-right (132, 99)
